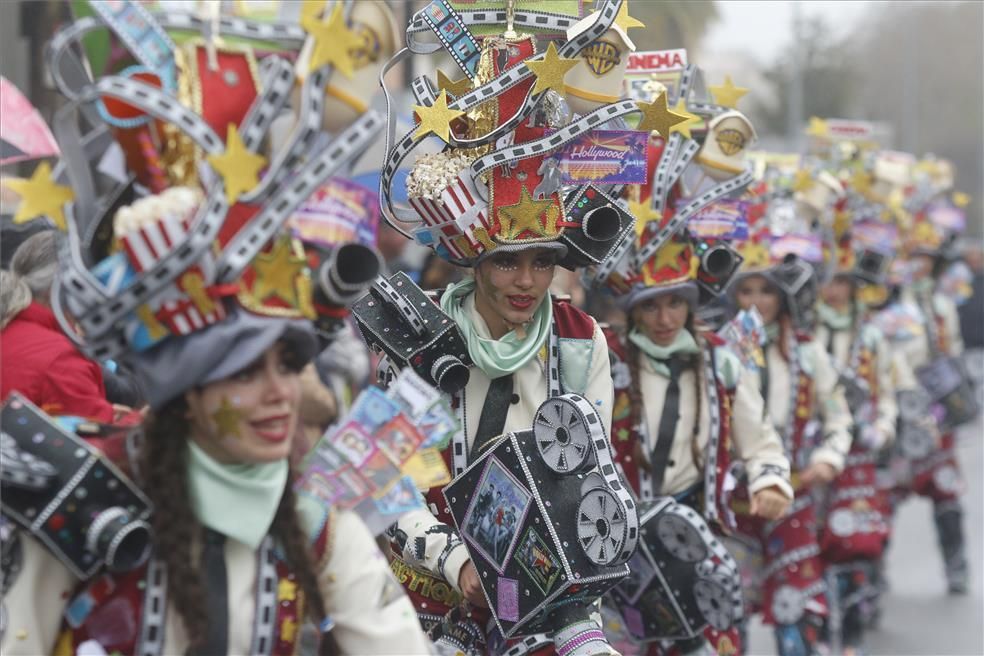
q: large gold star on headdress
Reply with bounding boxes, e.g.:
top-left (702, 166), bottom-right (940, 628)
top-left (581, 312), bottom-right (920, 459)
top-left (211, 397), bottom-right (243, 439)
top-left (499, 186), bottom-right (556, 240)
top-left (436, 69), bottom-right (472, 98)
top-left (741, 241), bottom-right (771, 269)
top-left (414, 90), bottom-right (465, 143)
top-left (708, 76), bottom-right (749, 109)
top-left (301, 1), bottom-right (360, 78)
top-left (805, 116), bottom-right (829, 138)
top-left (668, 99), bottom-right (701, 140)
top-left (526, 42), bottom-right (579, 97)
top-left (251, 236), bottom-right (308, 307)
top-left (207, 124), bottom-right (267, 204)
top-left (627, 199), bottom-right (661, 240)
top-left (5, 162), bottom-right (74, 231)
top-left (635, 92), bottom-right (689, 139)
top-left (613, 0), bottom-right (645, 32)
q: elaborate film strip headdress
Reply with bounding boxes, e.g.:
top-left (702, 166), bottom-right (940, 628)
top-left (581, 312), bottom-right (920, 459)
top-left (22, 1), bottom-right (395, 372)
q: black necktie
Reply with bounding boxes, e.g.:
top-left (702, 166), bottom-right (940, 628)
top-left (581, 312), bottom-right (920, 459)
top-left (471, 374), bottom-right (514, 460)
top-left (192, 529), bottom-right (228, 656)
top-left (650, 357), bottom-right (688, 494)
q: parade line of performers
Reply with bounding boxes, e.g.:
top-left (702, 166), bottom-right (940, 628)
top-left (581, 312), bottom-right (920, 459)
top-left (0, 2), bottom-right (979, 656)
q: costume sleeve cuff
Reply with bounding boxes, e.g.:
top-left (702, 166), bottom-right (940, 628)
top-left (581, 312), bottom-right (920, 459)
top-left (810, 446), bottom-right (846, 473)
top-left (875, 418), bottom-right (896, 447)
top-left (748, 474), bottom-right (794, 501)
top-left (441, 544), bottom-right (471, 593)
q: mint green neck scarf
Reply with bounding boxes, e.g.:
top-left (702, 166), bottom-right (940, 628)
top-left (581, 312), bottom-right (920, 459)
top-left (440, 278), bottom-right (552, 380)
top-left (628, 328), bottom-right (699, 377)
top-left (186, 441), bottom-right (288, 549)
top-left (817, 302), bottom-right (854, 331)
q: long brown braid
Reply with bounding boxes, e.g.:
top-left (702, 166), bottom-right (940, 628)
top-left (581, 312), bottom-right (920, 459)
top-left (141, 401), bottom-right (339, 656)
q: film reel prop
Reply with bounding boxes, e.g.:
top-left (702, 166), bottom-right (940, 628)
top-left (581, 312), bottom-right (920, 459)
top-left (443, 394), bottom-right (638, 639)
top-left (607, 497), bottom-right (743, 642)
top-left (0, 394), bottom-right (152, 579)
top-left (352, 271), bottom-right (472, 394)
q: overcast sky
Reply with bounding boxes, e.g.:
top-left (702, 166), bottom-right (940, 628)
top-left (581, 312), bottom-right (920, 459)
top-left (701, 1), bottom-right (873, 62)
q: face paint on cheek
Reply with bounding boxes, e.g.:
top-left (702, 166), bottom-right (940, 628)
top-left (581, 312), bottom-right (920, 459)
top-left (210, 396), bottom-right (245, 440)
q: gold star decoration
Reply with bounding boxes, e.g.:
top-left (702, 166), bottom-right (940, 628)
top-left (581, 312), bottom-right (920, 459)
top-left (207, 124), bottom-right (267, 204)
top-left (436, 69), bottom-right (472, 98)
top-left (627, 199), bottom-right (661, 240)
top-left (613, 0), bottom-right (645, 32)
top-left (5, 162), bottom-right (74, 231)
top-left (805, 116), bottom-right (829, 138)
top-left (135, 304), bottom-right (169, 341)
top-left (952, 191), bottom-right (970, 208)
top-left (668, 99), bottom-right (701, 140)
top-left (211, 397), bottom-right (243, 439)
top-left (635, 92), bottom-right (689, 139)
top-left (472, 226), bottom-right (496, 252)
top-left (792, 169), bottom-right (814, 193)
top-left (280, 617), bottom-right (298, 643)
top-left (850, 169), bottom-right (872, 196)
top-left (413, 90), bottom-right (465, 143)
top-left (642, 236), bottom-right (690, 285)
top-left (708, 75), bottom-right (749, 109)
top-left (499, 186), bottom-right (556, 240)
top-left (833, 209), bottom-right (852, 238)
top-left (251, 236), bottom-right (308, 307)
top-left (301, 1), bottom-right (360, 78)
top-left (278, 578), bottom-right (298, 602)
top-left (526, 42), bottom-right (580, 97)
top-left (741, 242), bottom-right (770, 269)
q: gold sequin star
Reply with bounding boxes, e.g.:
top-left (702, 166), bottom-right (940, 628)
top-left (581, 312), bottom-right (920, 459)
top-left (5, 162), bottom-right (74, 231)
top-left (952, 191), bottom-right (970, 208)
top-left (708, 76), bottom-right (749, 109)
top-left (635, 92), bottom-right (689, 139)
top-left (280, 617), bottom-right (297, 643)
top-left (472, 226), bottom-right (496, 252)
top-left (207, 124), bottom-right (267, 204)
top-left (301, 1), bottom-right (360, 78)
top-left (642, 236), bottom-right (689, 285)
top-left (850, 170), bottom-right (872, 196)
top-left (499, 186), bottom-right (556, 240)
top-left (278, 578), bottom-right (298, 602)
top-left (792, 169), bottom-right (814, 193)
top-left (526, 42), bottom-right (579, 97)
top-left (251, 236), bottom-right (308, 307)
top-left (627, 199), bottom-right (661, 240)
top-left (613, 0), bottom-right (645, 32)
top-left (741, 242), bottom-right (771, 269)
top-left (211, 397), bottom-right (243, 439)
top-left (805, 116), bottom-right (829, 138)
top-left (436, 69), bottom-right (472, 98)
top-left (413, 90), bottom-right (465, 143)
top-left (669, 99), bottom-right (701, 140)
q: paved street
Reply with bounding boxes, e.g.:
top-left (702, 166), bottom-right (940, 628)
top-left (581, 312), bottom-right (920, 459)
top-left (746, 380), bottom-right (984, 655)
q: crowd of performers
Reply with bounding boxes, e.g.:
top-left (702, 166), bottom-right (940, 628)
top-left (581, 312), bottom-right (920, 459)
top-left (0, 2), bottom-right (979, 656)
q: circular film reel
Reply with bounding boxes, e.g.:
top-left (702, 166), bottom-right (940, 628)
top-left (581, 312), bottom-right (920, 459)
top-left (770, 584), bottom-right (805, 625)
top-left (656, 512), bottom-right (709, 563)
top-left (577, 487), bottom-right (629, 566)
top-left (828, 508), bottom-right (858, 538)
top-left (533, 396), bottom-right (595, 474)
top-left (694, 575), bottom-right (736, 631)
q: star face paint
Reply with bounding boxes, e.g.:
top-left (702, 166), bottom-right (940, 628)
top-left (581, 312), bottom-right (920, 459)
top-left (185, 342), bottom-right (303, 464)
top-left (473, 248), bottom-right (556, 339)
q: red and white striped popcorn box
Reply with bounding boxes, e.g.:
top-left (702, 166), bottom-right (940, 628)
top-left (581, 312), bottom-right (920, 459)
top-left (408, 172), bottom-right (492, 259)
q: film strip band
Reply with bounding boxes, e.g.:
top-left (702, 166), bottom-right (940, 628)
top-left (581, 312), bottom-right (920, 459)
top-left (238, 56), bottom-right (295, 153)
top-left (547, 323), bottom-right (562, 398)
top-left (152, 11), bottom-right (306, 48)
top-left (664, 501), bottom-right (744, 623)
top-left (781, 328), bottom-right (802, 460)
top-left (676, 65), bottom-right (697, 107)
top-left (135, 556), bottom-right (168, 656)
top-left (502, 634), bottom-right (553, 656)
top-left (649, 132), bottom-right (683, 214)
top-left (249, 537), bottom-right (278, 656)
top-left (89, 0), bottom-right (177, 90)
top-left (761, 543), bottom-right (821, 582)
top-left (407, 8), bottom-right (579, 39)
top-left (561, 393), bottom-right (640, 565)
top-left (419, 0), bottom-right (482, 79)
top-left (380, 0), bottom-right (624, 233)
top-left (689, 101), bottom-right (729, 117)
top-left (635, 168), bottom-right (755, 268)
top-left (701, 348), bottom-right (725, 528)
top-left (372, 276), bottom-right (428, 338)
top-left (217, 109), bottom-right (383, 280)
top-left (412, 75), bottom-right (438, 107)
top-left (450, 392), bottom-right (468, 477)
top-left (590, 232), bottom-right (632, 284)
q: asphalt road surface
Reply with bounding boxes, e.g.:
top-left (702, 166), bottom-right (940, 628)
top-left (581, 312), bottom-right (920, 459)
top-left (746, 363), bottom-right (984, 656)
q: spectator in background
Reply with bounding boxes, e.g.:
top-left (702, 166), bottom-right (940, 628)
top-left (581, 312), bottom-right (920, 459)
top-left (958, 241), bottom-right (984, 350)
top-left (0, 231), bottom-right (114, 421)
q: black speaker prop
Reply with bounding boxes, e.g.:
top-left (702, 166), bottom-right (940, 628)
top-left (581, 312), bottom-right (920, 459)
top-left (607, 497), bottom-right (743, 642)
top-left (443, 394), bottom-right (639, 638)
top-left (853, 248), bottom-right (890, 285)
top-left (0, 394), bottom-right (152, 579)
top-left (770, 254), bottom-right (819, 331)
top-left (309, 242), bottom-right (383, 339)
top-left (558, 185), bottom-right (635, 270)
top-left (916, 356), bottom-right (981, 430)
top-left (694, 239), bottom-right (743, 296)
top-left (352, 272), bottom-right (472, 394)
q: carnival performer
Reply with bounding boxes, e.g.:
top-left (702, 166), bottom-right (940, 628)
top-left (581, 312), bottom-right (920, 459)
top-left (727, 186), bottom-right (854, 656)
top-left (812, 203), bottom-right (900, 654)
top-left (602, 221), bottom-right (793, 656)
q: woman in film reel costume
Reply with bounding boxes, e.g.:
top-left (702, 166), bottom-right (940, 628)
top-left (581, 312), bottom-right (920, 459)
top-left (360, 1), bottom-right (680, 652)
top-left (724, 169), bottom-right (855, 656)
top-left (870, 153), bottom-right (975, 596)
top-left (1, 1), bottom-right (430, 654)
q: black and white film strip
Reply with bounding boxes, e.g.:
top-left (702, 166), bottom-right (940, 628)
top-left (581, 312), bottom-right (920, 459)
top-left (135, 556), bottom-right (168, 656)
top-left (152, 11), bottom-right (306, 48)
top-left (501, 633), bottom-right (553, 656)
top-left (418, 0), bottom-right (482, 79)
top-left (590, 232), bottom-right (633, 284)
top-left (407, 8), bottom-right (579, 40)
top-left (701, 348), bottom-right (725, 529)
top-left (372, 276), bottom-right (428, 338)
top-left (249, 537), bottom-right (278, 656)
top-left (238, 56), bottom-right (295, 152)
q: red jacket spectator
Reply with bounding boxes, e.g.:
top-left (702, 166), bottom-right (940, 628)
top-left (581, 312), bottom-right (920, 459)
top-left (1, 301), bottom-right (114, 422)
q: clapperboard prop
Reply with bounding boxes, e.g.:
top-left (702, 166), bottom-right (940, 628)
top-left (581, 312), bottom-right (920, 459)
top-left (0, 393), bottom-right (152, 579)
top-left (608, 497), bottom-right (743, 642)
top-left (916, 356), bottom-right (980, 430)
top-left (352, 271), bottom-right (472, 394)
top-left (443, 394), bottom-right (639, 638)
top-left (557, 185), bottom-right (635, 270)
